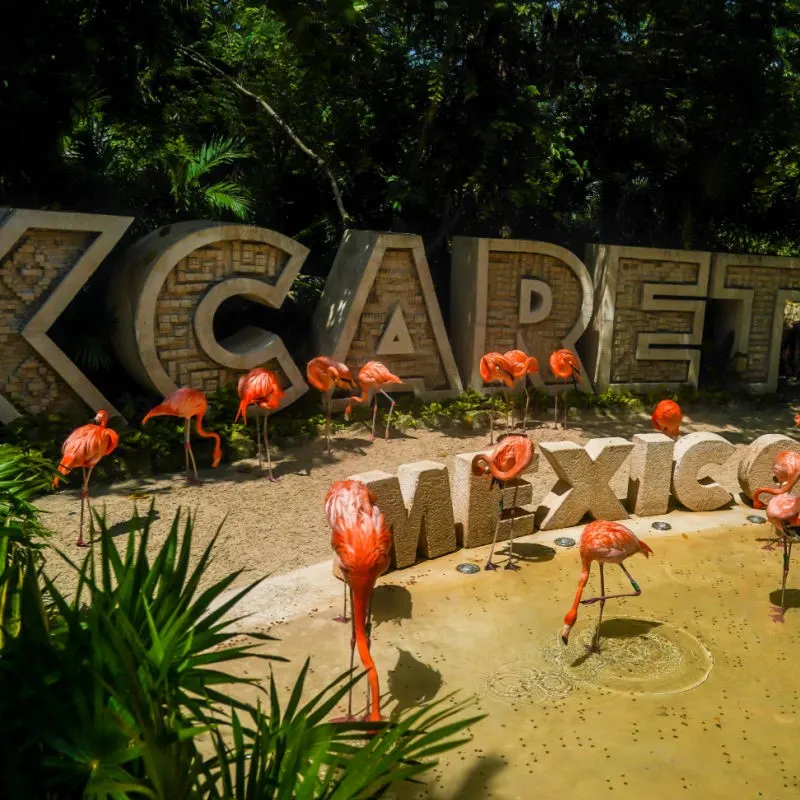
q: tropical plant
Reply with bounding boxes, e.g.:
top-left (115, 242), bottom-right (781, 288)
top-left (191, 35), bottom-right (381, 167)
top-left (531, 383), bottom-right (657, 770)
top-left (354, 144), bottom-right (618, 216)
top-left (0, 505), bottom-right (482, 797)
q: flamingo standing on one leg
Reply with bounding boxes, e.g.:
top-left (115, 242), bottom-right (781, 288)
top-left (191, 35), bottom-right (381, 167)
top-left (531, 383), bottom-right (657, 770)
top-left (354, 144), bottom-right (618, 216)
top-left (504, 349), bottom-right (539, 433)
top-left (326, 479), bottom-right (393, 721)
top-left (561, 520), bottom-right (653, 653)
top-left (325, 479), bottom-right (378, 623)
top-left (235, 368), bottom-right (284, 481)
top-left (52, 410), bottom-right (119, 547)
top-left (344, 361), bottom-right (402, 441)
top-left (549, 348), bottom-right (581, 430)
top-left (479, 352), bottom-right (516, 444)
top-left (651, 399), bottom-right (683, 439)
top-left (755, 491), bottom-right (800, 623)
top-left (472, 435), bottom-right (533, 570)
top-left (143, 388), bottom-right (222, 484)
top-left (306, 356), bottom-right (356, 455)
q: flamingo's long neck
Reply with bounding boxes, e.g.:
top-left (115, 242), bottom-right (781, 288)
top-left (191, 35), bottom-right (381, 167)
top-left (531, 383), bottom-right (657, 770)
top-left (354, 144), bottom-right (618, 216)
top-left (563, 563), bottom-right (591, 632)
top-left (194, 414), bottom-right (222, 466)
top-left (754, 469), bottom-right (800, 505)
top-left (489, 456), bottom-right (526, 482)
top-left (350, 578), bottom-right (381, 722)
top-left (345, 384), bottom-right (370, 417)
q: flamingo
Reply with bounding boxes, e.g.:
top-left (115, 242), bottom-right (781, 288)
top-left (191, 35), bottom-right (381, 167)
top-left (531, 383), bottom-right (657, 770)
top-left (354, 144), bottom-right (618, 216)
top-left (52, 410), bottom-right (119, 547)
top-left (472, 435), bottom-right (533, 570)
top-left (326, 479), bottom-right (393, 721)
top-left (344, 361), bottom-right (402, 441)
top-left (306, 356), bottom-right (356, 455)
top-left (794, 413), bottom-right (800, 428)
top-left (143, 388), bottom-right (221, 484)
top-left (549, 348), bottom-right (581, 430)
top-left (325, 479), bottom-right (377, 623)
top-left (479, 352), bottom-right (516, 444)
top-left (561, 520), bottom-right (653, 653)
top-left (651, 399), bottom-right (683, 439)
top-left (753, 459), bottom-right (800, 623)
top-left (504, 349), bottom-right (539, 433)
top-left (235, 368), bottom-right (284, 481)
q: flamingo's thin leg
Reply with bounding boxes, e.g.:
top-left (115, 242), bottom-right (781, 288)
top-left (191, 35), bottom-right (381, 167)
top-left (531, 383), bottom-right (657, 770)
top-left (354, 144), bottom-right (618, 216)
top-left (379, 388), bottom-right (395, 440)
top-left (255, 413), bottom-right (264, 472)
top-left (485, 483), bottom-right (504, 571)
top-left (504, 483), bottom-right (521, 571)
top-left (334, 579), bottom-right (349, 623)
top-left (554, 389), bottom-right (559, 429)
top-left (325, 387), bottom-right (333, 455)
top-left (184, 420), bottom-right (192, 481)
top-left (581, 562), bottom-right (643, 604)
top-left (76, 467), bottom-right (89, 547)
top-left (263, 414), bottom-right (278, 482)
top-left (370, 395), bottom-right (378, 441)
top-left (773, 538), bottom-right (793, 623)
top-left (589, 563), bottom-right (606, 653)
top-left (522, 386), bottom-right (530, 433)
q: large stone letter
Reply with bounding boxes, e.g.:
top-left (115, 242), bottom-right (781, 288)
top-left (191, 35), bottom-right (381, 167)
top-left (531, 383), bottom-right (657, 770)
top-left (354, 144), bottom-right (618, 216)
top-left (450, 237), bottom-right (593, 393)
top-left (109, 222), bottom-right (308, 406)
top-left (0, 208), bottom-right (133, 422)
top-left (451, 450), bottom-right (538, 547)
top-left (583, 245), bottom-right (710, 392)
top-left (536, 438), bottom-right (633, 530)
top-left (312, 230), bottom-right (462, 401)
top-left (737, 434), bottom-right (800, 501)
top-left (709, 253), bottom-right (800, 393)
top-left (627, 433), bottom-right (675, 517)
top-left (672, 432), bottom-right (736, 511)
top-left (349, 460), bottom-right (457, 569)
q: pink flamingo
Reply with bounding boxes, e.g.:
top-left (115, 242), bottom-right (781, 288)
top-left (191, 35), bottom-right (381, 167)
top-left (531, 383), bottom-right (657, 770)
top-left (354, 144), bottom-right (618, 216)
top-left (561, 520), bottom-right (653, 653)
top-left (479, 352), bottom-right (517, 443)
top-left (143, 388), bottom-right (221, 484)
top-left (504, 349), bottom-right (540, 433)
top-left (325, 479), bottom-right (377, 622)
top-left (235, 368), bottom-right (284, 481)
top-left (549, 348), bottom-right (581, 429)
top-left (344, 361), bottom-right (402, 441)
top-left (306, 356), bottom-right (356, 455)
top-left (651, 399), bottom-right (683, 439)
top-left (325, 479), bottom-right (392, 721)
top-left (472, 435), bottom-right (533, 570)
top-left (52, 410), bottom-right (119, 547)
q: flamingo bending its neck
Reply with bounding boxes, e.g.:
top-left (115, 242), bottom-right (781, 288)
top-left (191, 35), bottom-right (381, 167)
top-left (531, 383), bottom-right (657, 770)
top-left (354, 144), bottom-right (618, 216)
top-left (143, 388), bottom-right (221, 484)
top-left (651, 399), bottom-right (683, 439)
top-left (561, 520), bottom-right (653, 653)
top-left (479, 352), bottom-right (516, 444)
top-left (235, 368), bottom-right (284, 481)
top-left (472, 435), bottom-right (533, 570)
top-left (344, 361), bottom-right (402, 441)
top-left (307, 356), bottom-right (356, 455)
top-left (326, 480), bottom-right (392, 721)
top-left (53, 410), bottom-right (119, 547)
top-left (504, 349), bottom-right (539, 433)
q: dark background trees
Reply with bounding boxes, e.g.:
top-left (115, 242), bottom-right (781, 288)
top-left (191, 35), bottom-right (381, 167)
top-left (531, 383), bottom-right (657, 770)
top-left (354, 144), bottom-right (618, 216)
top-left (4, 0), bottom-right (800, 399)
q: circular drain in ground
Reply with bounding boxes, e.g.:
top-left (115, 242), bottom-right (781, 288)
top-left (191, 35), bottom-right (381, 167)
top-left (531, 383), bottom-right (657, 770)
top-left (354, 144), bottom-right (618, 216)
top-left (543, 616), bottom-right (713, 696)
top-left (480, 658), bottom-right (574, 705)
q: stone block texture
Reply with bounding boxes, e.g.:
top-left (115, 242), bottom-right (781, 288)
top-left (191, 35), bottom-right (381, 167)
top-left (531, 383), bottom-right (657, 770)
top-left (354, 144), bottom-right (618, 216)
top-left (672, 432), bottom-right (736, 512)
top-left (0, 229), bottom-right (96, 416)
top-left (155, 240), bottom-right (290, 394)
top-left (485, 250), bottom-right (583, 388)
top-left (627, 433), bottom-right (675, 517)
top-left (737, 434), bottom-right (800, 500)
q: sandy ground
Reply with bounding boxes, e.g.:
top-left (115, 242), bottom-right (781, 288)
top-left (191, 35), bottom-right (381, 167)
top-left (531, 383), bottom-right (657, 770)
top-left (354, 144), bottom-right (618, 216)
top-left (35, 403), bottom-right (797, 597)
top-left (223, 523), bottom-right (800, 799)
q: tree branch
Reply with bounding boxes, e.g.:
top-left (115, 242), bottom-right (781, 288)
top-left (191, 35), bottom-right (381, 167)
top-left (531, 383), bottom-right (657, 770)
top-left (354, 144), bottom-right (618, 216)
top-left (177, 44), bottom-right (351, 226)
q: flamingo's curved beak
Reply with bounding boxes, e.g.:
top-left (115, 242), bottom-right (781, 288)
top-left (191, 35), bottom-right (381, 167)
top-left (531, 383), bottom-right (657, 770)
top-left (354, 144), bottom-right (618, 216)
top-left (560, 624), bottom-right (572, 645)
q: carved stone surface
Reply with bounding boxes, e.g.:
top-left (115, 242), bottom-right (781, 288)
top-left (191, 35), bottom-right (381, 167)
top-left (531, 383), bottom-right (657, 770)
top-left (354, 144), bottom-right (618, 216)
top-left (108, 221), bottom-right (308, 408)
top-left (709, 253), bottom-right (800, 392)
top-left (450, 237), bottom-right (593, 394)
top-left (313, 230), bottom-right (462, 401)
top-left (672, 432), bottom-right (736, 511)
top-left (536, 438), bottom-right (633, 530)
top-left (583, 245), bottom-right (710, 392)
top-left (451, 450), bottom-right (538, 548)
top-left (737, 433), bottom-right (800, 500)
top-left (627, 433), bottom-right (675, 517)
top-left (0, 209), bottom-right (133, 422)
top-left (348, 462), bottom-right (457, 570)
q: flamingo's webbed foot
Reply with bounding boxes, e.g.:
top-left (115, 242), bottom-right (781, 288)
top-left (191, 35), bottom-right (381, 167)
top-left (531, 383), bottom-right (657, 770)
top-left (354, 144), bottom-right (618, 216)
top-left (484, 561), bottom-right (499, 571)
top-left (770, 606), bottom-right (786, 623)
top-left (503, 560), bottom-right (521, 571)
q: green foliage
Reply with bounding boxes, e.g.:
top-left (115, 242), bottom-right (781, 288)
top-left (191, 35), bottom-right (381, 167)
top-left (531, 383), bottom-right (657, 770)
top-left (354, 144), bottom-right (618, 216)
top-left (0, 505), bottom-right (481, 797)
